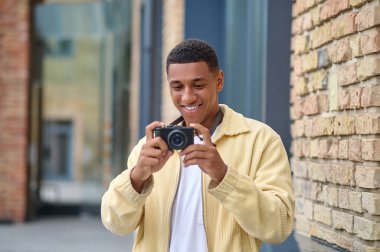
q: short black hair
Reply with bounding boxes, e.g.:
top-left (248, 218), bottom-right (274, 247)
top-left (166, 39), bottom-right (219, 74)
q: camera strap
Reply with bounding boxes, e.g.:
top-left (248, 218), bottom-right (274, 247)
top-left (169, 107), bottom-right (224, 136)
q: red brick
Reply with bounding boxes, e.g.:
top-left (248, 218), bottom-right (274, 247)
top-left (293, 120), bottom-right (305, 137)
top-left (294, 34), bottom-right (310, 54)
top-left (302, 51), bottom-right (319, 73)
top-left (311, 182), bottom-right (324, 202)
top-left (328, 140), bottom-right (339, 158)
top-left (310, 22), bottom-right (333, 49)
top-left (339, 88), bottom-right (350, 109)
top-left (327, 163), bottom-right (355, 186)
top-left (349, 191), bottom-right (363, 213)
top-left (291, 98), bottom-right (304, 120)
top-left (304, 119), bottom-right (313, 137)
top-left (320, 0), bottom-right (350, 21)
top-left (349, 86), bottom-right (362, 108)
top-left (309, 162), bottom-right (326, 181)
top-left (356, 5), bottom-right (380, 32)
top-left (328, 38), bottom-right (352, 63)
top-left (292, 15), bottom-right (304, 35)
top-left (308, 69), bottom-right (328, 91)
top-left (318, 139), bottom-right (331, 158)
top-left (362, 192), bottom-right (380, 215)
top-left (353, 241), bottom-right (380, 251)
top-left (348, 139), bottom-right (362, 161)
top-left (355, 114), bottom-right (380, 134)
top-left (313, 116), bottom-right (335, 136)
top-left (0, 0), bottom-right (30, 223)
top-left (338, 188), bottom-right (350, 209)
top-left (293, 55), bottom-right (303, 76)
top-left (332, 13), bottom-right (357, 39)
top-left (326, 186), bottom-right (338, 207)
top-left (332, 210), bottom-right (354, 233)
top-left (361, 28), bottom-right (380, 55)
top-left (310, 222), bottom-right (354, 251)
top-left (354, 216), bottom-right (380, 240)
top-left (314, 204), bottom-right (332, 225)
top-left (302, 139), bottom-right (311, 157)
top-left (337, 62), bottom-right (358, 86)
top-left (295, 76), bottom-right (309, 96)
top-left (357, 56), bottom-right (380, 80)
top-left (334, 115), bottom-right (355, 135)
top-left (361, 85), bottom-right (380, 107)
top-left (291, 139), bottom-right (302, 157)
top-left (338, 139), bottom-right (349, 159)
top-left (350, 34), bottom-right (362, 57)
top-left (311, 6), bottom-right (321, 26)
top-left (291, 158), bottom-right (310, 178)
top-left (362, 139), bottom-right (380, 161)
top-left (302, 12), bottom-right (313, 31)
top-left (303, 94), bottom-right (320, 115)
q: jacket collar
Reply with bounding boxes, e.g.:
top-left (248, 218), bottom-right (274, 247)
top-left (212, 104), bottom-right (250, 143)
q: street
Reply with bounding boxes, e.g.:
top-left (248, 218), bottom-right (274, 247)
top-left (0, 214), bottom-right (339, 252)
top-left (0, 215), bottom-right (134, 252)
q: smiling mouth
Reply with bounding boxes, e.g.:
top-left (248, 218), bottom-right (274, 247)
top-left (183, 104), bottom-right (200, 111)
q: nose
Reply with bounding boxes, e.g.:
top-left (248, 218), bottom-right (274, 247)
top-left (182, 87), bottom-right (196, 103)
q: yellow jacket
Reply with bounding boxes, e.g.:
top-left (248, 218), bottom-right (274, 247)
top-left (101, 104), bottom-right (294, 252)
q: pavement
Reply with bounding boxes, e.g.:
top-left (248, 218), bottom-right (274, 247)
top-left (0, 215), bottom-right (134, 252)
top-left (0, 214), bottom-right (339, 252)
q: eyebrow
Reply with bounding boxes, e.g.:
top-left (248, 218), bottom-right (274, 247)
top-left (169, 77), bottom-right (207, 85)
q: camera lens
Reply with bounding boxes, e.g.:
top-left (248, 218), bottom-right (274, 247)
top-left (168, 130), bottom-right (187, 150)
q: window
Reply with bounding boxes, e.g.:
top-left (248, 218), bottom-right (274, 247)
top-left (42, 121), bottom-right (73, 180)
top-left (44, 39), bottom-right (74, 57)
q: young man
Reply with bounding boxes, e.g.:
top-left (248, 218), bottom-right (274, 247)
top-left (101, 39), bottom-right (294, 252)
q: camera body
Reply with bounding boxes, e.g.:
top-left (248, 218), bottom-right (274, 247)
top-left (153, 125), bottom-right (194, 150)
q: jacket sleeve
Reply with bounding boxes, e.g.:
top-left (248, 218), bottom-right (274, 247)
top-left (101, 141), bottom-right (153, 236)
top-left (208, 136), bottom-right (295, 244)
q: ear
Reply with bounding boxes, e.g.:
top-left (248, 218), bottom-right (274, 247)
top-left (216, 70), bottom-right (224, 92)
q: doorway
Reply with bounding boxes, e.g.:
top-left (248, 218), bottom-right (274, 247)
top-left (42, 120), bottom-right (73, 180)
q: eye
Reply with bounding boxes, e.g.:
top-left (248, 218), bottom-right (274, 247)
top-left (170, 83), bottom-right (183, 91)
top-left (194, 83), bottom-right (206, 89)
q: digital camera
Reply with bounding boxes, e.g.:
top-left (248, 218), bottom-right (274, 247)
top-left (153, 126), bottom-right (194, 150)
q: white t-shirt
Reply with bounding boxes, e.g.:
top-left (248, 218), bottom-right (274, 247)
top-left (169, 136), bottom-right (207, 252)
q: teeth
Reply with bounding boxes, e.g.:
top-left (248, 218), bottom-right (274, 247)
top-left (185, 105), bottom-right (199, 111)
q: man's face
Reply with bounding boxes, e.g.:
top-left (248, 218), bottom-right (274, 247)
top-left (167, 61), bottom-right (224, 129)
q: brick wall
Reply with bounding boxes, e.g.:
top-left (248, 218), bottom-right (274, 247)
top-left (0, 0), bottom-right (32, 222)
top-left (290, 0), bottom-right (380, 251)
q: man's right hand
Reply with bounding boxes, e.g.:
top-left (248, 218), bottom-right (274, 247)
top-left (130, 121), bottom-right (174, 193)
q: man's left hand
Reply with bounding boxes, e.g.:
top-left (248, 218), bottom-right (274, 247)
top-left (179, 123), bottom-right (227, 185)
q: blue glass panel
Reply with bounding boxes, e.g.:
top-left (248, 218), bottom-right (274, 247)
top-left (224, 0), bottom-right (267, 120)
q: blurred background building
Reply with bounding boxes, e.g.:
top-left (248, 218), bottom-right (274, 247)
top-left (0, 0), bottom-right (379, 251)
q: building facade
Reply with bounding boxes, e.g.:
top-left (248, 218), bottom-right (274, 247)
top-left (0, 0), bottom-right (379, 251)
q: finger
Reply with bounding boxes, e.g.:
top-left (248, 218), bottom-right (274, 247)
top-left (180, 143), bottom-right (208, 156)
top-left (150, 137), bottom-right (169, 153)
top-left (137, 156), bottom-right (161, 168)
top-left (146, 121), bottom-right (165, 140)
top-left (140, 147), bottom-right (166, 159)
top-left (190, 123), bottom-right (212, 146)
top-left (183, 150), bottom-right (210, 163)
